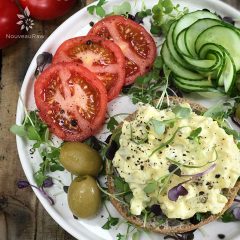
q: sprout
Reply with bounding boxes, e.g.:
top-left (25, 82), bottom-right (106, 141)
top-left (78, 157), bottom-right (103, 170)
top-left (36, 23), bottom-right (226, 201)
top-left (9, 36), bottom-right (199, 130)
top-left (17, 179), bottom-right (54, 205)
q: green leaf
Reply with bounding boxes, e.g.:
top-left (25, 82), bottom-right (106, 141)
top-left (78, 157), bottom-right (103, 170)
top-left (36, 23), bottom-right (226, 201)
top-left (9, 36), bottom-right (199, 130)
top-left (143, 181), bottom-right (158, 194)
top-left (162, 0), bottom-right (174, 13)
top-left (116, 233), bottom-right (125, 240)
top-left (96, 6), bottom-right (106, 17)
top-left (221, 211), bottom-right (236, 222)
top-left (87, 5), bottom-right (95, 14)
top-left (107, 116), bottom-right (119, 132)
top-left (112, 2), bottom-right (131, 15)
top-left (27, 126), bottom-right (41, 141)
top-left (50, 164), bottom-right (64, 172)
top-left (102, 216), bottom-right (119, 230)
top-left (150, 119), bottom-right (166, 135)
top-left (188, 127), bottom-right (202, 141)
top-left (34, 171), bottom-right (48, 187)
top-left (114, 176), bottom-right (130, 193)
top-left (172, 105), bottom-right (191, 118)
top-left (223, 127), bottom-right (240, 141)
top-left (10, 124), bottom-right (26, 137)
top-left (153, 56), bottom-right (163, 69)
top-left (97, 0), bottom-right (107, 6)
top-left (195, 212), bottom-right (204, 222)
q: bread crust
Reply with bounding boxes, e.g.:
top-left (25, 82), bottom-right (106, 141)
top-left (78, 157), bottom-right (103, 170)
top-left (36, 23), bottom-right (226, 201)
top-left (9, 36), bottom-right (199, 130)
top-left (106, 96), bottom-right (240, 234)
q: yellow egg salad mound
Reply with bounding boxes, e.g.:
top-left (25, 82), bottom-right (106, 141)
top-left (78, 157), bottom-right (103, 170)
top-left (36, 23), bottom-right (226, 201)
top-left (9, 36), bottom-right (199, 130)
top-left (112, 104), bottom-right (240, 219)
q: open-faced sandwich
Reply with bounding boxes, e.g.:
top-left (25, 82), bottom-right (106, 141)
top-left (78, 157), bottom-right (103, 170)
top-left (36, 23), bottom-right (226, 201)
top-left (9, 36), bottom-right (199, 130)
top-left (106, 97), bottom-right (240, 234)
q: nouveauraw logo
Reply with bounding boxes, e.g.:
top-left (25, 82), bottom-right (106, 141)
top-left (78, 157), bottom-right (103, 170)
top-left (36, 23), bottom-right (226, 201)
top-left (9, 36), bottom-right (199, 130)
top-left (16, 7), bottom-right (34, 32)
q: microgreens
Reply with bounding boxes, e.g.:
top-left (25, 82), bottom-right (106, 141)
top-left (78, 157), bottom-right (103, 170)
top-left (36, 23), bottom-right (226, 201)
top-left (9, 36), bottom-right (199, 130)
top-left (168, 163), bottom-right (216, 201)
top-left (187, 127), bottom-right (202, 142)
top-left (203, 98), bottom-right (238, 125)
top-left (128, 56), bottom-right (165, 106)
top-left (10, 98), bottom-right (64, 186)
top-left (151, 0), bottom-right (189, 35)
top-left (168, 181), bottom-right (188, 201)
top-left (133, 9), bottom-right (152, 24)
top-left (112, 2), bottom-right (131, 16)
top-left (102, 201), bottom-right (119, 230)
top-left (17, 179), bottom-right (54, 205)
top-left (107, 116), bottom-right (119, 132)
top-left (167, 157), bottom-right (216, 169)
top-left (149, 126), bottom-right (188, 157)
top-left (87, 0), bottom-right (107, 18)
top-left (150, 119), bottom-right (166, 135)
top-left (222, 206), bottom-right (240, 222)
top-left (172, 105), bottom-right (191, 119)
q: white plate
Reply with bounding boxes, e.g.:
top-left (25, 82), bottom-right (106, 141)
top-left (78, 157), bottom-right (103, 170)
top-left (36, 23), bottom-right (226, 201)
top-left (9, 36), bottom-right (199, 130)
top-left (16, 0), bottom-right (240, 239)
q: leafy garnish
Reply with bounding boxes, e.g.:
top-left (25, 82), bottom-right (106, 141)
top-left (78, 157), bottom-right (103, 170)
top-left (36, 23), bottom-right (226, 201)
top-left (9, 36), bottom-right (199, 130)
top-left (149, 126), bottom-right (188, 157)
top-left (203, 98), bottom-right (237, 124)
top-left (87, 0), bottom-right (107, 18)
top-left (168, 181), bottom-right (188, 201)
top-left (17, 179), bottom-right (54, 205)
top-left (195, 212), bottom-right (205, 222)
top-left (187, 127), bottom-right (202, 141)
top-left (172, 105), bottom-right (191, 119)
top-left (133, 9), bottom-right (152, 23)
top-left (116, 233), bottom-right (125, 240)
top-left (114, 176), bottom-right (130, 193)
top-left (102, 202), bottom-right (119, 230)
top-left (181, 163), bottom-right (216, 178)
top-left (10, 102), bottom-right (64, 186)
top-left (144, 181), bottom-right (158, 194)
top-left (102, 215), bottom-right (119, 230)
top-left (221, 209), bottom-right (238, 222)
top-left (151, 0), bottom-right (189, 35)
top-left (112, 1), bottom-right (131, 16)
top-left (107, 116), bottom-right (119, 132)
top-left (150, 119), bottom-right (166, 135)
top-left (128, 56), bottom-right (165, 106)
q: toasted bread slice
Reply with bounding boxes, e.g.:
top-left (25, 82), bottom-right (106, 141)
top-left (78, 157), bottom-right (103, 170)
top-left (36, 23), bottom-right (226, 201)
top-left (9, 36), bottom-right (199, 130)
top-left (106, 96), bottom-right (240, 234)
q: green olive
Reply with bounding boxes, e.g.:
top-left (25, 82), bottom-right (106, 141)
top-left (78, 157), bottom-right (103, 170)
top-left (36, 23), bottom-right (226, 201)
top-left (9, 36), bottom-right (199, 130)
top-left (60, 142), bottom-right (102, 176)
top-left (68, 175), bottom-right (101, 218)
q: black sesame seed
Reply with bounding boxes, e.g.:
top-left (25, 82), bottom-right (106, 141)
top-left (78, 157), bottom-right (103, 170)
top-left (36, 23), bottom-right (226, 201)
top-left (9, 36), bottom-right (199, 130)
top-left (215, 174), bottom-right (221, 179)
top-left (70, 119), bottom-right (78, 127)
top-left (89, 21), bottom-right (94, 27)
top-left (218, 234), bottom-right (225, 239)
top-left (140, 165), bottom-right (144, 170)
top-left (86, 40), bottom-right (93, 45)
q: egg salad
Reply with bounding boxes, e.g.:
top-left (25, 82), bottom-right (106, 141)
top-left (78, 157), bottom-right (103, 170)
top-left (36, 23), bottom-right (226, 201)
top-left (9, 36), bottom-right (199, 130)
top-left (112, 104), bottom-right (240, 219)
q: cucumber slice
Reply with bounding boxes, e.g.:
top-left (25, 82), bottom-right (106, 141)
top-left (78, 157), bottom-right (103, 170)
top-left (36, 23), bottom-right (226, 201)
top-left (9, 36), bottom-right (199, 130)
top-left (184, 18), bottom-right (223, 57)
top-left (174, 76), bottom-right (214, 87)
top-left (173, 78), bottom-right (220, 92)
top-left (166, 22), bottom-right (190, 69)
top-left (161, 42), bottom-right (204, 80)
top-left (173, 10), bottom-right (220, 45)
top-left (217, 51), bottom-right (236, 94)
top-left (195, 25), bottom-right (240, 70)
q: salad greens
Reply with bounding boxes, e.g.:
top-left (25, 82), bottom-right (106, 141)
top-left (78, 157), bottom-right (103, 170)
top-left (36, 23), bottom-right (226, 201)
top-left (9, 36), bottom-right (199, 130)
top-left (11, 100), bottom-right (64, 186)
top-left (87, 0), bottom-right (108, 18)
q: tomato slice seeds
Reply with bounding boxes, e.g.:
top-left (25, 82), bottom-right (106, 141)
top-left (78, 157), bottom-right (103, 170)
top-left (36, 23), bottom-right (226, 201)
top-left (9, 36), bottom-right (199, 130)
top-left (88, 15), bottom-right (157, 85)
top-left (34, 62), bottom-right (107, 141)
top-left (53, 36), bottom-right (125, 101)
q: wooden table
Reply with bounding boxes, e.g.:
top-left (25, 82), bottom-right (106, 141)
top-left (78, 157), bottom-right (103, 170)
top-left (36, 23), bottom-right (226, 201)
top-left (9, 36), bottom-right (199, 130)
top-left (0, 1), bottom-right (239, 239)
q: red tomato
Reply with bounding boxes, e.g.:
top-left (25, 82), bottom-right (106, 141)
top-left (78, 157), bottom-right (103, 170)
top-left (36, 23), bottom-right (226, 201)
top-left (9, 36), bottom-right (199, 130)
top-left (53, 36), bottom-right (126, 101)
top-left (88, 15), bottom-right (157, 85)
top-left (19, 0), bottom-right (76, 20)
top-left (34, 62), bottom-right (108, 141)
top-left (0, 0), bottom-right (22, 49)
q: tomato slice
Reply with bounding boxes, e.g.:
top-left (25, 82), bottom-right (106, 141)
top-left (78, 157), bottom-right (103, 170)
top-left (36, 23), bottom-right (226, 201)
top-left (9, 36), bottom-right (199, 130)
top-left (53, 36), bottom-right (125, 101)
top-left (34, 62), bottom-right (107, 141)
top-left (88, 15), bottom-right (157, 85)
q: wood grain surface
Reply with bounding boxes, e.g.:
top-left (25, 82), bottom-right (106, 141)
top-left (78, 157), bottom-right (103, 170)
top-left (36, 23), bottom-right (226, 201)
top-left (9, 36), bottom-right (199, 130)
top-left (0, 1), bottom-right (239, 240)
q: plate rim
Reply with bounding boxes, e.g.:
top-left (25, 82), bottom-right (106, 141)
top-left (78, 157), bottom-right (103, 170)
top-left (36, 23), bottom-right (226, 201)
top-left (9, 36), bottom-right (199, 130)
top-left (15, 0), bottom-right (240, 239)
